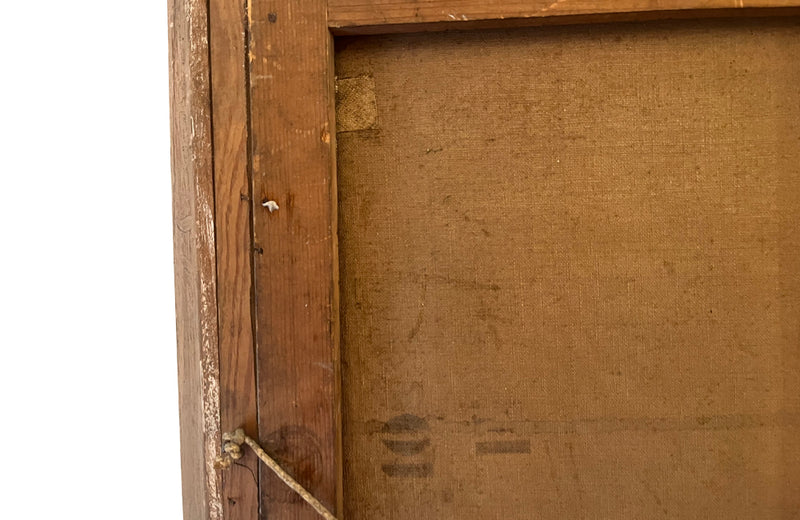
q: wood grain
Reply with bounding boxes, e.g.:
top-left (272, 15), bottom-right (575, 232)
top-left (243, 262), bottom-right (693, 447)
top-left (209, 0), bottom-right (260, 518)
top-left (174, 0), bottom-right (800, 517)
top-left (328, 0), bottom-right (800, 33)
top-left (248, 1), bottom-right (341, 518)
top-left (168, 0), bottom-right (222, 517)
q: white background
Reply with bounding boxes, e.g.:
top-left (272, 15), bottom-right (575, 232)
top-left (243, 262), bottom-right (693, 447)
top-left (1, 2), bottom-right (183, 518)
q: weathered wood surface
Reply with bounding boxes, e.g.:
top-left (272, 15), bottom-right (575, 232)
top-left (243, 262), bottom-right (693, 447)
top-left (168, 0), bottom-right (222, 517)
top-left (172, 0), bottom-right (800, 518)
top-left (328, 0), bottom-right (800, 33)
top-left (248, 0), bottom-right (341, 518)
top-left (209, 0), bottom-right (260, 517)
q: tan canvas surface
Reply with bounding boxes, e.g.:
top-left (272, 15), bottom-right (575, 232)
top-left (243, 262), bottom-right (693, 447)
top-left (335, 17), bottom-right (800, 519)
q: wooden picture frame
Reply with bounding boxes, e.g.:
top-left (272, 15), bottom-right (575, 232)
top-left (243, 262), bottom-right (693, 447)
top-left (169, 2), bottom-right (800, 518)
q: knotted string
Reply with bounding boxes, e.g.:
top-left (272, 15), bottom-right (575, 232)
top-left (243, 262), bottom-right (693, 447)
top-left (216, 428), bottom-right (337, 520)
